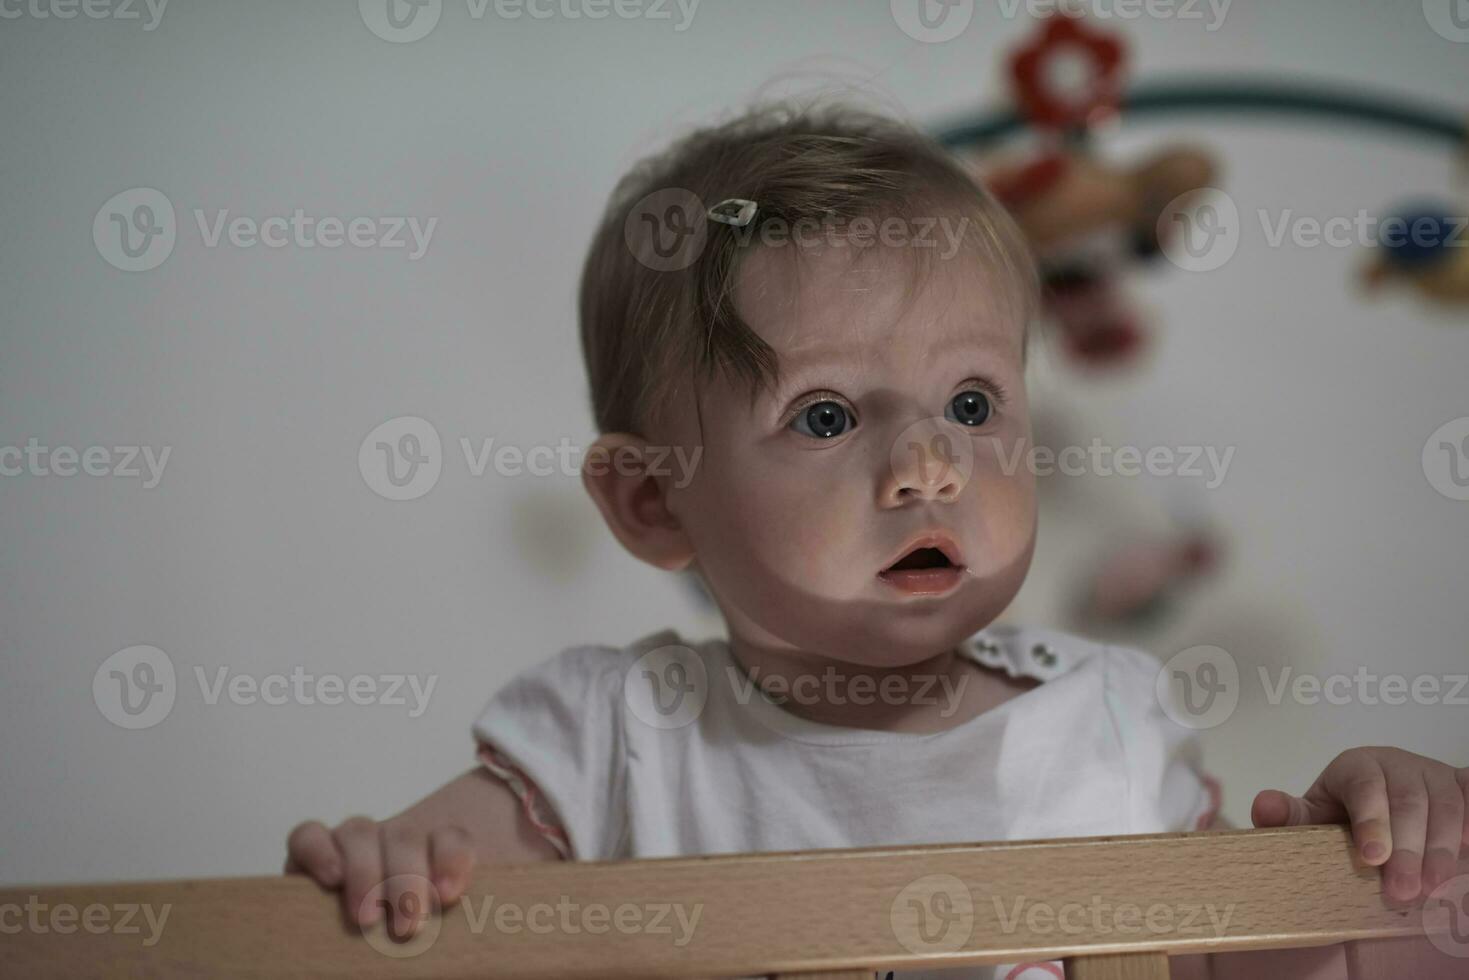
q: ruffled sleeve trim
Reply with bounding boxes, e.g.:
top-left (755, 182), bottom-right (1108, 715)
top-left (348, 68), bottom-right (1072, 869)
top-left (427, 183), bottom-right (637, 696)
top-left (476, 741), bottom-right (573, 860)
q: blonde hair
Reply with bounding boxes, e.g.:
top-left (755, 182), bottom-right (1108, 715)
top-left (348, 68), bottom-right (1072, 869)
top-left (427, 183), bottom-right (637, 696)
top-left (578, 100), bottom-right (1037, 436)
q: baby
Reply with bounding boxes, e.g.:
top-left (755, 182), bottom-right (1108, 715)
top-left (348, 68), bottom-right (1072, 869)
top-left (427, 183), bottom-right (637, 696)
top-left (286, 102), bottom-right (1468, 976)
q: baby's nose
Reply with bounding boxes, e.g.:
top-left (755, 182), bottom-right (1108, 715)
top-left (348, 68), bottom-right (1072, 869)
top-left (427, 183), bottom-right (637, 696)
top-left (880, 422), bottom-right (968, 507)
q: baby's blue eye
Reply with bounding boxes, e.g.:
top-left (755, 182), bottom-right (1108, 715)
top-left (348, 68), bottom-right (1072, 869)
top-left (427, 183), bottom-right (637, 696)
top-left (947, 390), bottom-right (992, 427)
top-left (791, 400), bottom-right (852, 439)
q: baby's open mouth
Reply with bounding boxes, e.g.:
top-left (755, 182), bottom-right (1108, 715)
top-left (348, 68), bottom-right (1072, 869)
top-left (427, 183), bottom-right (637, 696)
top-left (878, 537), bottom-right (966, 596)
top-left (886, 547), bottom-right (955, 571)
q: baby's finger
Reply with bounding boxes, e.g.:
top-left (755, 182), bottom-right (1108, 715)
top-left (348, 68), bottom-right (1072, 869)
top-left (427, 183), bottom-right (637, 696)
top-left (1421, 765), bottom-right (1466, 896)
top-left (1325, 754), bottom-right (1391, 864)
top-left (430, 826), bottom-right (477, 905)
top-left (285, 820), bottom-right (343, 888)
top-left (334, 817), bottom-right (387, 927)
top-left (1459, 768), bottom-right (1469, 847)
top-left (382, 825), bottom-right (436, 941)
top-left (1381, 768), bottom-right (1429, 903)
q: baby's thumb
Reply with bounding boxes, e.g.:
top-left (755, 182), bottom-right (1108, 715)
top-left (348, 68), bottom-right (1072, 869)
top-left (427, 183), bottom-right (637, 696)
top-left (1250, 789), bottom-right (1328, 828)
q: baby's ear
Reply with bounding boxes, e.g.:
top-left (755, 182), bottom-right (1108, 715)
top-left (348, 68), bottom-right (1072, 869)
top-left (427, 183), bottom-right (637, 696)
top-left (581, 433), bottom-right (695, 572)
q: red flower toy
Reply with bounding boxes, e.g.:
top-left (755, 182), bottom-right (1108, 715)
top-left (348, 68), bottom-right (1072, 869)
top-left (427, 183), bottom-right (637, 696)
top-left (1009, 12), bottom-right (1127, 131)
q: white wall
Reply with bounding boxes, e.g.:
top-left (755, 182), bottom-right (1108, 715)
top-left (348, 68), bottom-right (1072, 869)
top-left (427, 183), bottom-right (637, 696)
top-left (2, 0), bottom-right (1466, 884)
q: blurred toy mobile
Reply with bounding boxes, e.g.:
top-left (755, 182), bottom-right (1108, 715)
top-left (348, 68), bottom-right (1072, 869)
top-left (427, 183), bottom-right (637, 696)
top-left (938, 7), bottom-right (1469, 365)
top-left (1360, 200), bottom-right (1469, 308)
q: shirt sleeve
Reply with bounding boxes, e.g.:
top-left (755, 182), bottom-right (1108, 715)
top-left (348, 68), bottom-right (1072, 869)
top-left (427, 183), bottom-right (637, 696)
top-left (471, 644), bottom-right (631, 861)
top-left (1103, 643), bottom-right (1223, 833)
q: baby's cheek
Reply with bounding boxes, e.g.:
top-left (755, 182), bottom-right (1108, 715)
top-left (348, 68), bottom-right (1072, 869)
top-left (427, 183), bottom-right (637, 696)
top-left (965, 464), bottom-right (1037, 565)
top-left (969, 430), bottom-right (1036, 501)
top-left (752, 483), bottom-right (855, 568)
top-left (710, 461), bottom-right (864, 578)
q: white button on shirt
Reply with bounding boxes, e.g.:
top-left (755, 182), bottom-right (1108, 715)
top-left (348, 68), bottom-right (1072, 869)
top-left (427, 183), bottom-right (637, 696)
top-left (473, 625), bottom-right (1218, 980)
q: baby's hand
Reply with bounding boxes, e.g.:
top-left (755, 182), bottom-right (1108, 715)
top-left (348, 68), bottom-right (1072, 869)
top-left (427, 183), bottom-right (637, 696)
top-left (1250, 746), bottom-right (1469, 902)
top-left (285, 816), bottom-right (477, 937)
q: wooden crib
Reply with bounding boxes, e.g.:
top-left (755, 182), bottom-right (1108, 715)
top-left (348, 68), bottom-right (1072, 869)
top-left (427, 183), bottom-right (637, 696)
top-left (4, 824), bottom-right (1466, 978)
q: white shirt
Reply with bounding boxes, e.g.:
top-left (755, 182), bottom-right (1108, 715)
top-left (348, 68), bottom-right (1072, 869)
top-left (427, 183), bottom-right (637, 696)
top-left (473, 624), bottom-right (1218, 980)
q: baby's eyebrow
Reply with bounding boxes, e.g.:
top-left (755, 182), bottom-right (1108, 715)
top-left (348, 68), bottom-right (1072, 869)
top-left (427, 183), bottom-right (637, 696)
top-left (773, 344), bottom-right (855, 372)
top-left (765, 343), bottom-right (865, 383)
top-left (777, 330), bottom-right (1014, 371)
top-left (914, 331), bottom-right (1018, 361)
top-left (763, 331), bottom-right (1016, 403)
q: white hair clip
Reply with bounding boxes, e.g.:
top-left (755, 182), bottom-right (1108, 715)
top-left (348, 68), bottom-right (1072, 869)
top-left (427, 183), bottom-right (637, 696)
top-left (708, 198), bottom-right (758, 227)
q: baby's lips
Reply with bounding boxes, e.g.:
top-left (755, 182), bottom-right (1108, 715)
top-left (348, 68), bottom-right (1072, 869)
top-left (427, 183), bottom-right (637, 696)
top-left (879, 531), bottom-right (965, 574)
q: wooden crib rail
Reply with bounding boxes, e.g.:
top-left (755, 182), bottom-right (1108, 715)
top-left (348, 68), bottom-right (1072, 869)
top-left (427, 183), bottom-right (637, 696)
top-left (3, 825), bottom-right (1465, 979)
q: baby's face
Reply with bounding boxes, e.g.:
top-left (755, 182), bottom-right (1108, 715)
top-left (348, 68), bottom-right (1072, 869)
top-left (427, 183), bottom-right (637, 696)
top-left (660, 238), bottom-right (1036, 667)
